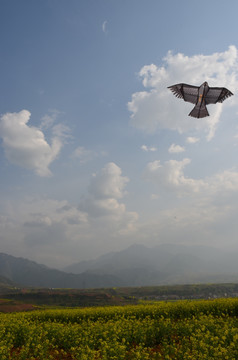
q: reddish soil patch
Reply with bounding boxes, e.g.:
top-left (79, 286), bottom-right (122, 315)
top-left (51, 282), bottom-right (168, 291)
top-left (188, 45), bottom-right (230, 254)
top-left (0, 302), bottom-right (37, 312)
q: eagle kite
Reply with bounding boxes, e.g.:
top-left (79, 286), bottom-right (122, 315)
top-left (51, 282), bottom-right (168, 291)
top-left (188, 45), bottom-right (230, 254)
top-left (168, 81), bottom-right (233, 118)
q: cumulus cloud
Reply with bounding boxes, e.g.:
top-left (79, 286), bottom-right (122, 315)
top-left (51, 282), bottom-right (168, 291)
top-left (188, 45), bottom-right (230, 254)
top-left (128, 46), bottom-right (237, 140)
top-left (89, 162), bottom-right (128, 200)
top-left (168, 143), bottom-right (185, 153)
top-left (145, 158), bottom-right (203, 194)
top-left (0, 110), bottom-right (63, 176)
top-left (79, 162), bottom-right (138, 232)
top-left (80, 162), bottom-right (129, 216)
top-left (144, 158), bottom-right (238, 196)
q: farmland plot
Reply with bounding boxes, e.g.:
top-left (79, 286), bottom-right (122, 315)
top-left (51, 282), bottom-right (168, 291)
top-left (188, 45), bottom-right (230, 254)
top-left (1, 299), bottom-right (238, 359)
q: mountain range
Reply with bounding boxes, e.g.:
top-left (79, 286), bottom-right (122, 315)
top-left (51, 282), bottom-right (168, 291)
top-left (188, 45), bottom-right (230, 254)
top-left (63, 243), bottom-right (238, 285)
top-left (1, 243), bottom-right (238, 289)
top-left (0, 252), bottom-right (121, 289)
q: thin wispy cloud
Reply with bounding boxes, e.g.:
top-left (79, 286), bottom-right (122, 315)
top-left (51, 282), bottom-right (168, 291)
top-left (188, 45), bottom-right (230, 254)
top-left (186, 137), bottom-right (200, 144)
top-left (40, 110), bottom-right (61, 130)
top-left (102, 20), bottom-right (108, 33)
top-left (72, 146), bottom-right (96, 164)
top-left (141, 144), bottom-right (157, 152)
top-left (52, 123), bottom-right (72, 141)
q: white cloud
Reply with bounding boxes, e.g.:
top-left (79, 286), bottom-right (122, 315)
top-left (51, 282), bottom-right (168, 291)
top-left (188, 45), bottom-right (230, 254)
top-left (186, 136), bottom-right (200, 144)
top-left (145, 158), bottom-right (203, 194)
top-left (168, 143), bottom-right (185, 153)
top-left (0, 110), bottom-right (63, 176)
top-left (141, 144), bottom-right (157, 152)
top-left (128, 46), bottom-right (237, 140)
top-left (89, 162), bottom-right (128, 200)
top-left (145, 158), bottom-right (238, 196)
top-left (79, 162), bottom-right (138, 230)
top-left (80, 162), bottom-right (129, 216)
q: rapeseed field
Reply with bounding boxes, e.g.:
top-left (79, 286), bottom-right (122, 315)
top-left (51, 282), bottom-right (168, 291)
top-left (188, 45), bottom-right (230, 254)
top-left (1, 298), bottom-right (238, 359)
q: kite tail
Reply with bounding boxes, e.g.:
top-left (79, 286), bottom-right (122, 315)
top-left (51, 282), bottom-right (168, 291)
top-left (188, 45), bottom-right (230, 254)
top-left (189, 105), bottom-right (209, 118)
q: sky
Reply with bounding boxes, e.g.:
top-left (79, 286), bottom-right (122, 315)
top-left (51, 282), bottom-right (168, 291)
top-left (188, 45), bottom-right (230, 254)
top-left (1, 0), bottom-right (238, 268)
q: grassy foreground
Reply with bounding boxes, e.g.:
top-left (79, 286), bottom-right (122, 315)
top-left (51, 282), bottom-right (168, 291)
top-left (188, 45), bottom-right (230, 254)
top-left (1, 298), bottom-right (238, 359)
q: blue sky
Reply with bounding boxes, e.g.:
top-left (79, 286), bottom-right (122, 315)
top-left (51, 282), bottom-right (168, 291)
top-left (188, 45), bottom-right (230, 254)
top-left (1, 0), bottom-right (238, 267)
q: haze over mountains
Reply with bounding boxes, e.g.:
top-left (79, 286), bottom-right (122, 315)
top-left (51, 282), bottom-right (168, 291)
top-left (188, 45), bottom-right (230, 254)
top-left (1, 243), bottom-right (238, 289)
top-left (63, 243), bottom-right (238, 286)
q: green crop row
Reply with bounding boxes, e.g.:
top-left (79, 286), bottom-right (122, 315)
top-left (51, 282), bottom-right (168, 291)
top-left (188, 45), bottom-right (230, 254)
top-left (1, 298), bottom-right (238, 359)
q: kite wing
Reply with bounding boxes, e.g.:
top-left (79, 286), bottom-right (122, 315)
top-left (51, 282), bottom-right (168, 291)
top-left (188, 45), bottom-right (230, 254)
top-left (168, 83), bottom-right (199, 104)
top-left (205, 87), bottom-right (233, 104)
